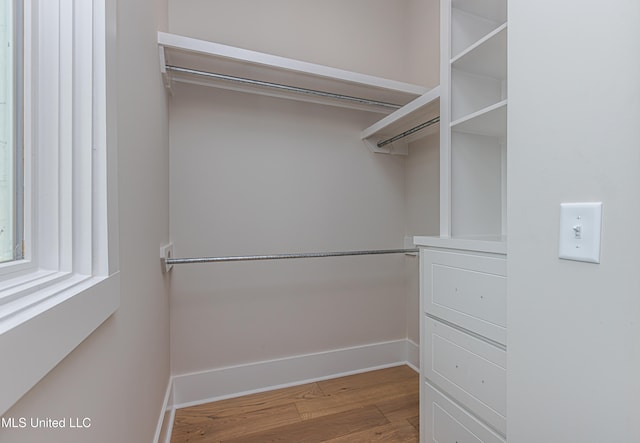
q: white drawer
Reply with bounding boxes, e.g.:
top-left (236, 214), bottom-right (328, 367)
top-left (424, 317), bottom-right (506, 435)
top-left (422, 249), bottom-right (506, 345)
top-left (423, 381), bottom-right (505, 443)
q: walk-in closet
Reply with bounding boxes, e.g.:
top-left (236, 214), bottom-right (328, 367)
top-left (2, 1), bottom-right (640, 443)
top-left (163, 0), bottom-right (440, 422)
top-left (160, 0), bottom-right (510, 440)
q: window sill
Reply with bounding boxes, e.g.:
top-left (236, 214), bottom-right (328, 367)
top-left (0, 272), bottom-right (119, 415)
top-left (0, 269), bottom-right (77, 314)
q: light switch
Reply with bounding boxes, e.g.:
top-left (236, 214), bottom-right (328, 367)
top-left (559, 202), bottom-right (602, 263)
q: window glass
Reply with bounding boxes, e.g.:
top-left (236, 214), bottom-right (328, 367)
top-left (0, 0), bottom-right (19, 263)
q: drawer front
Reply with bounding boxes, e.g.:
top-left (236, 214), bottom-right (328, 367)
top-left (423, 249), bottom-right (506, 345)
top-left (424, 317), bottom-right (506, 434)
top-left (423, 381), bottom-right (505, 443)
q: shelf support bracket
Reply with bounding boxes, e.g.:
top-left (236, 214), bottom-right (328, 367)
top-left (159, 46), bottom-right (173, 95)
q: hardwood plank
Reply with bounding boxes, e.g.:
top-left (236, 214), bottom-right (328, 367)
top-left (174, 382), bottom-right (323, 419)
top-left (375, 392), bottom-right (420, 422)
top-left (220, 406), bottom-right (389, 443)
top-left (323, 422), bottom-right (419, 443)
top-left (295, 376), bottom-right (417, 419)
top-left (296, 400), bottom-right (367, 421)
top-left (317, 365), bottom-right (417, 397)
top-left (407, 415), bottom-right (420, 431)
top-left (171, 403), bottom-right (302, 443)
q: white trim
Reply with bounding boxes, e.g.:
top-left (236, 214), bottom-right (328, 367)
top-left (153, 377), bottom-right (175, 443)
top-left (160, 405), bottom-right (176, 443)
top-left (170, 339), bottom-right (418, 410)
top-left (406, 338), bottom-right (420, 371)
top-left (0, 272), bottom-right (119, 415)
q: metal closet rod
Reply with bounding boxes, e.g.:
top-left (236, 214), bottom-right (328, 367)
top-left (165, 248), bottom-right (418, 265)
top-left (376, 115), bottom-right (441, 148)
top-left (165, 65), bottom-right (402, 111)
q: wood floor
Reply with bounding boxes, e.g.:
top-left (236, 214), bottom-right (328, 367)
top-left (171, 365), bottom-right (419, 443)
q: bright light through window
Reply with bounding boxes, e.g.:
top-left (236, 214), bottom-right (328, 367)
top-left (0, 0), bottom-right (20, 263)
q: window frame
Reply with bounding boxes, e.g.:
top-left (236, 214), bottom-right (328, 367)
top-left (0, 0), bottom-right (119, 416)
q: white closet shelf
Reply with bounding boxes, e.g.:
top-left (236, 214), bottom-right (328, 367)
top-left (451, 23), bottom-right (507, 80)
top-left (413, 235), bottom-right (507, 254)
top-left (158, 32), bottom-right (428, 114)
top-left (451, 100), bottom-right (507, 136)
top-left (360, 87), bottom-right (441, 155)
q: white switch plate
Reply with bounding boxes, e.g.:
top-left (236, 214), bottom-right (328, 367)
top-left (559, 202), bottom-right (602, 263)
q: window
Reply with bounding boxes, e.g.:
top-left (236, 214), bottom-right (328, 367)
top-left (0, 0), bottom-right (119, 415)
top-left (0, 0), bottom-right (21, 264)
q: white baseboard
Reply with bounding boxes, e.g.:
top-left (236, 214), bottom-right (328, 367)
top-left (173, 338), bottom-right (418, 409)
top-left (153, 378), bottom-right (175, 443)
top-left (406, 338), bottom-right (419, 371)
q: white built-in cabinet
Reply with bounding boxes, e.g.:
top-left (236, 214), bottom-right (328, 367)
top-left (420, 247), bottom-right (507, 442)
top-left (441, 0), bottom-right (508, 240)
top-left (416, 0), bottom-right (508, 441)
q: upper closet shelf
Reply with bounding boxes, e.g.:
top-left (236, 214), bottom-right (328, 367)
top-left (360, 87), bottom-right (441, 155)
top-left (158, 32), bottom-right (428, 114)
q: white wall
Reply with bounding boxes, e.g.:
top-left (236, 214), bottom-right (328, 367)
top-left (508, 1), bottom-right (640, 441)
top-left (405, 132), bottom-right (440, 343)
top-left (407, 0), bottom-right (440, 88)
top-left (168, 0), bottom-right (433, 86)
top-left (1, 0), bottom-right (171, 442)
top-left (404, 0), bottom-right (440, 345)
top-left (169, 84), bottom-right (410, 374)
top-left (167, 0), bottom-right (439, 380)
